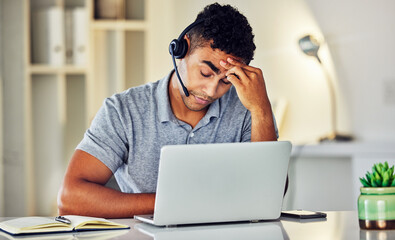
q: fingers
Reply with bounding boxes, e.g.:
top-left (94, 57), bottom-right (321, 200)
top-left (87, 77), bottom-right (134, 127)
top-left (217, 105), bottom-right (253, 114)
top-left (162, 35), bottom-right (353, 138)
top-left (220, 59), bottom-right (250, 83)
top-left (226, 57), bottom-right (257, 72)
top-left (226, 66), bottom-right (249, 82)
top-left (220, 58), bottom-right (260, 77)
top-left (225, 73), bottom-right (242, 88)
top-left (220, 59), bottom-right (241, 70)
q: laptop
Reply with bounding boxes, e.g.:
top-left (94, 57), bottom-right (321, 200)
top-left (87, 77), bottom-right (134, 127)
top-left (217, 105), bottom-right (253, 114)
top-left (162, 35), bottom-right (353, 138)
top-left (134, 141), bottom-right (292, 227)
top-left (134, 220), bottom-right (288, 240)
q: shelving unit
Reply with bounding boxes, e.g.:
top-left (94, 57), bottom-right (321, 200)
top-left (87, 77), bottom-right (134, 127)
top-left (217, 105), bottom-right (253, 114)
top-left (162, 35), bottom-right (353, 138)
top-left (21, 0), bottom-right (149, 215)
top-left (87, 0), bottom-right (148, 118)
top-left (25, 0), bottom-right (90, 216)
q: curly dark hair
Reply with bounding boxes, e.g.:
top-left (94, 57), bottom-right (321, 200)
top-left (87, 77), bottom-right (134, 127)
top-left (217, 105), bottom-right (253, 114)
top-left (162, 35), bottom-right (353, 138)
top-left (187, 3), bottom-right (256, 64)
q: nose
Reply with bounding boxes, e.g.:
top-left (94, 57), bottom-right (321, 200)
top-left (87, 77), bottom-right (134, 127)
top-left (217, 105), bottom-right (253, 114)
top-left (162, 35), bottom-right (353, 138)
top-left (202, 79), bottom-right (219, 97)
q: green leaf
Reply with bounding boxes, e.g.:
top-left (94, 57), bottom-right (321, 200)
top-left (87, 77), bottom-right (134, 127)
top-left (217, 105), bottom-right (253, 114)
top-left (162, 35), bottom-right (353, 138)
top-left (386, 169), bottom-right (392, 178)
top-left (370, 173), bottom-right (375, 181)
top-left (366, 172), bottom-right (372, 182)
top-left (374, 171), bottom-right (381, 180)
top-left (369, 173), bottom-right (376, 186)
top-left (382, 171), bottom-right (390, 187)
top-left (371, 177), bottom-right (378, 187)
top-left (360, 177), bottom-right (371, 187)
top-left (379, 164), bottom-right (386, 177)
top-left (390, 175), bottom-right (395, 186)
top-left (374, 172), bottom-right (382, 186)
top-left (392, 178), bottom-right (395, 187)
top-left (384, 161), bottom-right (389, 171)
top-left (390, 166), bottom-right (394, 178)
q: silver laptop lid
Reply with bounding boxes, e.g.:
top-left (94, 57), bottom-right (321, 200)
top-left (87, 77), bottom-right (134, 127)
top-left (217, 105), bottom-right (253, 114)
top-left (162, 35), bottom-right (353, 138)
top-left (153, 141), bottom-right (292, 226)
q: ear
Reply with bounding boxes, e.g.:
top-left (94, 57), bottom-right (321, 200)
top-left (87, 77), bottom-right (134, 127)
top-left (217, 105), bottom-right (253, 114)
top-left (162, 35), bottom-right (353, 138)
top-left (183, 34), bottom-right (191, 57)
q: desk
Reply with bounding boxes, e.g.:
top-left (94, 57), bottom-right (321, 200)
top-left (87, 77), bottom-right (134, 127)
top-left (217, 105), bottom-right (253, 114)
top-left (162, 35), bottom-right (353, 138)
top-left (1, 211), bottom-right (394, 240)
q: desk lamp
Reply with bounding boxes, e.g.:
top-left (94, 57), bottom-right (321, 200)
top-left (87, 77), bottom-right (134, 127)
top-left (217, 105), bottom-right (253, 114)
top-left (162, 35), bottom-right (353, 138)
top-left (298, 35), bottom-right (353, 142)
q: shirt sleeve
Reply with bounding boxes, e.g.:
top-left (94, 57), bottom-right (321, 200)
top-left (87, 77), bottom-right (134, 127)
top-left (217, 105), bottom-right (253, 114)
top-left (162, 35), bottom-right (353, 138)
top-left (241, 111), bottom-right (252, 142)
top-left (241, 110), bottom-right (279, 142)
top-left (76, 95), bottom-right (129, 173)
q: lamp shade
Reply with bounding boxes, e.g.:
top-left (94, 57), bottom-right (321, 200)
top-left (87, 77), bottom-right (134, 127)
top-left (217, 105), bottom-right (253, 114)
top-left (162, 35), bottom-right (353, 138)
top-left (298, 35), bottom-right (321, 63)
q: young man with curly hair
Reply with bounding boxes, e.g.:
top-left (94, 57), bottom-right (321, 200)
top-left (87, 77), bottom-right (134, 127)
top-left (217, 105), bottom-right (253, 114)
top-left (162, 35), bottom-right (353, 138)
top-left (58, 3), bottom-right (278, 218)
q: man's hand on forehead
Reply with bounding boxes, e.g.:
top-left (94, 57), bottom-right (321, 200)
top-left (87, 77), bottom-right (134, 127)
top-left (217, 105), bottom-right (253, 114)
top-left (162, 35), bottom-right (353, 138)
top-left (219, 57), bottom-right (271, 114)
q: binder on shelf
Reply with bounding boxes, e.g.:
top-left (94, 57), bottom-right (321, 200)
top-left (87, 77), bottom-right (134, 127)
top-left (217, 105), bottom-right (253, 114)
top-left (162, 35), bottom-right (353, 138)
top-left (31, 7), bottom-right (64, 66)
top-left (72, 7), bottom-right (87, 66)
top-left (94, 0), bottom-right (124, 19)
top-left (65, 8), bottom-right (74, 64)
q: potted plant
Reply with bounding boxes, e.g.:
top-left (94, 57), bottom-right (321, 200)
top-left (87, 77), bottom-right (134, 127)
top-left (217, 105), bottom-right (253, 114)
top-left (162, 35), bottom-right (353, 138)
top-left (358, 161), bottom-right (395, 230)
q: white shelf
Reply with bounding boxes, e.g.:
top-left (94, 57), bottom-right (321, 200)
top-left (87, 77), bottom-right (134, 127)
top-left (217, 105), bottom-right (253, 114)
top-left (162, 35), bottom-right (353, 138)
top-left (91, 20), bottom-right (146, 31)
top-left (29, 64), bottom-right (87, 74)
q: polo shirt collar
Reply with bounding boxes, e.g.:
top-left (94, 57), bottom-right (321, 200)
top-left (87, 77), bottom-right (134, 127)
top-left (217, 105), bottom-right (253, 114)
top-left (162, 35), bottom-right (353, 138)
top-left (202, 95), bottom-right (220, 124)
top-left (157, 70), bottom-right (221, 124)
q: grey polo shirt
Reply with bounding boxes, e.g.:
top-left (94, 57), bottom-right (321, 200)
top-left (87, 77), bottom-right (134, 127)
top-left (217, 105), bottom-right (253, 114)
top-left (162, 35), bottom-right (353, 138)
top-left (77, 71), bottom-right (278, 193)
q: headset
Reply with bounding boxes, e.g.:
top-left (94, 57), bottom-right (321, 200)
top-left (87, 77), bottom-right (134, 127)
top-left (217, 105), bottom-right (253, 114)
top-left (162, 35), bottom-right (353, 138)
top-left (169, 19), bottom-right (204, 97)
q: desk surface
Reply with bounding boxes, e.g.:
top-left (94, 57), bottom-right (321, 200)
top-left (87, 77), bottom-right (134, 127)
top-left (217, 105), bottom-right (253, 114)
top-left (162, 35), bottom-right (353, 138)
top-left (1, 211), bottom-right (394, 240)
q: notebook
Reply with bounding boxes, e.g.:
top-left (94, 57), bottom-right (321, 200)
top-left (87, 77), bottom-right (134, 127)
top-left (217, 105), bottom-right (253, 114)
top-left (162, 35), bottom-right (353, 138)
top-left (0, 215), bottom-right (129, 236)
top-left (134, 141), bottom-right (292, 226)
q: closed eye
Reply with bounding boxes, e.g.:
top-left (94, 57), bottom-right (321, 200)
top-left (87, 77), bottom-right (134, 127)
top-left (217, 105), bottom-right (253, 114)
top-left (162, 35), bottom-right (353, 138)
top-left (201, 70), bottom-right (231, 85)
top-left (200, 71), bottom-right (212, 78)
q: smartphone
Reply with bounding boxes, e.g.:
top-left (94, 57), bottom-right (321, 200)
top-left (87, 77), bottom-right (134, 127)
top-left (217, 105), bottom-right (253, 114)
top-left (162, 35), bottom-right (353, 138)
top-left (281, 210), bottom-right (327, 219)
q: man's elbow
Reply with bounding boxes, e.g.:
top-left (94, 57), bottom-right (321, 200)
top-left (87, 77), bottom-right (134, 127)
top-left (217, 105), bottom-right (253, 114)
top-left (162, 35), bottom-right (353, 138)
top-left (57, 183), bottom-right (75, 215)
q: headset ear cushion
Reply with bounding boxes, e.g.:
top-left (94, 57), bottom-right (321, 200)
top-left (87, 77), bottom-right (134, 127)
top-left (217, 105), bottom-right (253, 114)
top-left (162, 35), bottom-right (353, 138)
top-left (169, 39), bottom-right (178, 56)
top-left (169, 39), bottom-right (188, 59)
top-left (175, 39), bottom-right (188, 59)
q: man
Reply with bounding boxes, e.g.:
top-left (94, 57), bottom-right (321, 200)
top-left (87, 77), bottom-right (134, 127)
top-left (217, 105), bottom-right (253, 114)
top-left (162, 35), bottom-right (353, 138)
top-left (57, 3), bottom-right (278, 218)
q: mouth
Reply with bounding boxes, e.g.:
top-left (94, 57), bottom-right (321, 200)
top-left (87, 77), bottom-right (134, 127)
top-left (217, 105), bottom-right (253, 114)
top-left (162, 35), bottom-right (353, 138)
top-left (194, 95), bottom-right (211, 105)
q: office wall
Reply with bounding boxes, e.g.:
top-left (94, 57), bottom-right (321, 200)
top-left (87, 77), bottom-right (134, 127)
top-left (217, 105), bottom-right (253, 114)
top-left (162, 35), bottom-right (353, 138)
top-left (304, 0), bottom-right (395, 142)
top-left (146, 0), bottom-right (176, 83)
top-left (0, 0), bottom-right (4, 216)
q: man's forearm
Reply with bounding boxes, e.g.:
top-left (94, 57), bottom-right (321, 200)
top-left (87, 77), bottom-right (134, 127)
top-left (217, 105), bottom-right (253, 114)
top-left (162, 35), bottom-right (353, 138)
top-left (58, 179), bottom-right (155, 218)
top-left (250, 106), bottom-right (277, 142)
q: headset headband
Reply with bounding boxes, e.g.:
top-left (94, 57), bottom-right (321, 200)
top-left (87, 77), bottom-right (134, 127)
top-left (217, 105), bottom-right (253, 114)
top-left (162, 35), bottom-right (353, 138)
top-left (177, 19), bottom-right (204, 41)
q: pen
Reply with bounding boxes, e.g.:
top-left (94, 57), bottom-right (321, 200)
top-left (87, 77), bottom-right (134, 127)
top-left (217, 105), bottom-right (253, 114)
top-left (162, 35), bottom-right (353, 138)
top-left (55, 216), bottom-right (71, 224)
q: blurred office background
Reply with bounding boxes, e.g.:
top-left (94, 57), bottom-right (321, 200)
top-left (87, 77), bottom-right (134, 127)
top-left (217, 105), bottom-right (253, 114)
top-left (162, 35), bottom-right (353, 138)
top-left (0, 0), bottom-right (394, 217)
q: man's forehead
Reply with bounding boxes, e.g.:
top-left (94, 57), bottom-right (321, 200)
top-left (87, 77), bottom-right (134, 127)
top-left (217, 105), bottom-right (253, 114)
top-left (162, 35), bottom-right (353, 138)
top-left (191, 46), bottom-right (241, 74)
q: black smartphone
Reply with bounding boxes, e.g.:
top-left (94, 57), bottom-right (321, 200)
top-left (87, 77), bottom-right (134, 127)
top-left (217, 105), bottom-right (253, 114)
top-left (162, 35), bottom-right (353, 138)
top-left (281, 210), bottom-right (327, 219)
